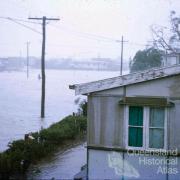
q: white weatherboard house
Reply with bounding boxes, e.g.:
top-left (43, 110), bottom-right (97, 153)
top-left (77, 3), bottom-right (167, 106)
top-left (70, 65), bottom-right (180, 179)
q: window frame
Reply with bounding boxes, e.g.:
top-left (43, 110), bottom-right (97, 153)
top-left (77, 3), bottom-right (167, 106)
top-left (125, 105), bottom-right (167, 150)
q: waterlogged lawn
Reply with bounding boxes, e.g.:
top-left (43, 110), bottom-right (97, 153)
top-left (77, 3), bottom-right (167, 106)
top-left (0, 115), bottom-right (87, 179)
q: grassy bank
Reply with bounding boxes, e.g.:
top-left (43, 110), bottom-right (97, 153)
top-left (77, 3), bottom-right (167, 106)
top-left (0, 115), bottom-right (87, 179)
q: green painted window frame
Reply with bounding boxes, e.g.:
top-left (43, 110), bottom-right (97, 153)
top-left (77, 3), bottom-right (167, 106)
top-left (126, 106), bottom-right (167, 150)
top-left (128, 106), bottom-right (143, 147)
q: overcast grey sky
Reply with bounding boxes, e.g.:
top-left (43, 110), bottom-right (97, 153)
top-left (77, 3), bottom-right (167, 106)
top-left (0, 0), bottom-right (180, 60)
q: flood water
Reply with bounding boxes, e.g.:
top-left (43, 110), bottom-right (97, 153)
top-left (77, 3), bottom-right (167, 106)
top-left (27, 142), bottom-right (87, 179)
top-left (0, 69), bottom-right (119, 152)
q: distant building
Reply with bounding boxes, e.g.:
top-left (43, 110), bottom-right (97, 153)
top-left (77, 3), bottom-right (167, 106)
top-left (71, 65), bottom-right (180, 179)
top-left (0, 57), bottom-right (25, 71)
top-left (69, 58), bottom-right (120, 71)
top-left (162, 52), bottom-right (180, 66)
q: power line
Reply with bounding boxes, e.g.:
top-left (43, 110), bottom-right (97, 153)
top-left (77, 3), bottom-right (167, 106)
top-left (127, 42), bottom-right (148, 47)
top-left (48, 23), bottom-right (118, 43)
top-left (0, 9), bottom-right (147, 47)
top-left (12, 18), bottom-right (41, 25)
top-left (49, 23), bottom-right (153, 49)
top-left (0, 16), bottom-right (40, 24)
top-left (0, 17), bottom-right (42, 34)
top-left (0, 16), bottom-right (161, 56)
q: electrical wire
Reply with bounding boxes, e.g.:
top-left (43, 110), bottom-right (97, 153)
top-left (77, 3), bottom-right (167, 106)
top-left (49, 23), bottom-right (121, 43)
top-left (0, 16), bottom-right (154, 51)
top-left (0, 17), bottom-right (42, 35)
top-left (10, 17), bottom-right (41, 25)
top-left (49, 23), bottom-right (152, 50)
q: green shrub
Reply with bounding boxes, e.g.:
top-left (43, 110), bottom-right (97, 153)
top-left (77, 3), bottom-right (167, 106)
top-left (0, 115), bottom-right (87, 178)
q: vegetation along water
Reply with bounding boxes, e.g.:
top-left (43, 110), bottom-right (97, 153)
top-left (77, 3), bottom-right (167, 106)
top-left (0, 114), bottom-right (87, 179)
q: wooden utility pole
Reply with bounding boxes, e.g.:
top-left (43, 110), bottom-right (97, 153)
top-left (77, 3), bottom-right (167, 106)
top-left (28, 16), bottom-right (59, 118)
top-left (26, 41), bottom-right (30, 78)
top-left (120, 36), bottom-right (124, 76)
top-left (116, 36), bottom-right (128, 76)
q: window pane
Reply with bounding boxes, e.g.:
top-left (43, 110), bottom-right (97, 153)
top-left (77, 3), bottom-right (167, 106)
top-left (129, 106), bottom-right (143, 126)
top-left (150, 107), bottom-right (165, 127)
top-left (128, 127), bottom-right (143, 147)
top-left (149, 129), bottom-right (164, 148)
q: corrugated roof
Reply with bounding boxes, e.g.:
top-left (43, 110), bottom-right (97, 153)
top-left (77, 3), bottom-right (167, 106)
top-left (69, 64), bottom-right (180, 95)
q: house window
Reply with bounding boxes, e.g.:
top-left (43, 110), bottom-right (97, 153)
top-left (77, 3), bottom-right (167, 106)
top-left (127, 106), bottom-right (166, 149)
top-left (128, 106), bottom-right (143, 147)
top-left (149, 107), bottom-right (165, 149)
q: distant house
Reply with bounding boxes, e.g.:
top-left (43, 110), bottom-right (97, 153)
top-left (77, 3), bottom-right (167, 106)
top-left (162, 52), bottom-right (180, 67)
top-left (70, 65), bottom-right (180, 179)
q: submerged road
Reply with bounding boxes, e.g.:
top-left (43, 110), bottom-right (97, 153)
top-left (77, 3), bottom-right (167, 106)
top-left (27, 142), bottom-right (86, 179)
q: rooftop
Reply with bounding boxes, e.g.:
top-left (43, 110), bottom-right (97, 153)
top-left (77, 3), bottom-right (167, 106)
top-left (69, 64), bottom-right (180, 95)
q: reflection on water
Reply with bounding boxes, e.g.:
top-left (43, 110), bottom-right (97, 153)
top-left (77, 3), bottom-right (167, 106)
top-left (27, 143), bottom-right (86, 179)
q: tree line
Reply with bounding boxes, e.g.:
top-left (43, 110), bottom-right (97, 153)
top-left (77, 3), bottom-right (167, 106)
top-left (129, 11), bottom-right (180, 73)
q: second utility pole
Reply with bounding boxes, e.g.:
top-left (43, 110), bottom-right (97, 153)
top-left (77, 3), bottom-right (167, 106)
top-left (116, 36), bottom-right (128, 76)
top-left (28, 16), bottom-right (59, 118)
top-left (120, 36), bottom-right (124, 76)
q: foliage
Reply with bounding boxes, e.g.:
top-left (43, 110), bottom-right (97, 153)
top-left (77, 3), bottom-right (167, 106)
top-left (0, 115), bottom-right (87, 178)
top-left (39, 115), bottom-right (86, 142)
top-left (78, 100), bottom-right (87, 117)
top-left (74, 98), bottom-right (87, 117)
top-left (129, 47), bottom-right (163, 73)
top-left (151, 11), bottom-right (180, 53)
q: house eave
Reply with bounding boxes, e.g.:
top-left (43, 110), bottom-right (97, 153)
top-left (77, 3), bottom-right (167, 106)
top-left (69, 64), bottom-right (180, 95)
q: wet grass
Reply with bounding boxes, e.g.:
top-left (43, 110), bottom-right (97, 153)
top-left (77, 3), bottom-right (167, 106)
top-left (0, 115), bottom-right (87, 179)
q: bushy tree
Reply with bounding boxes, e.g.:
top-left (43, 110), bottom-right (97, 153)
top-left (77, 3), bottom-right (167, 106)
top-left (130, 47), bottom-right (163, 73)
top-left (151, 11), bottom-right (180, 53)
top-left (78, 100), bottom-right (87, 117)
top-left (74, 98), bottom-right (87, 117)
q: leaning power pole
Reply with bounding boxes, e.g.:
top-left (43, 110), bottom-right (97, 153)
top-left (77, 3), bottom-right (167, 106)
top-left (28, 16), bottom-right (59, 118)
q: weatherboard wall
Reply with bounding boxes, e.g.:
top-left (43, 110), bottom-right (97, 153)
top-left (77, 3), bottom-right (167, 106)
top-left (87, 96), bottom-right (124, 147)
top-left (87, 74), bottom-right (180, 151)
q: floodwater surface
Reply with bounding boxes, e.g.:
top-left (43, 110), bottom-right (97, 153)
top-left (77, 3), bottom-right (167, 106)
top-left (27, 143), bottom-right (86, 179)
top-left (0, 69), bottom-right (119, 151)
